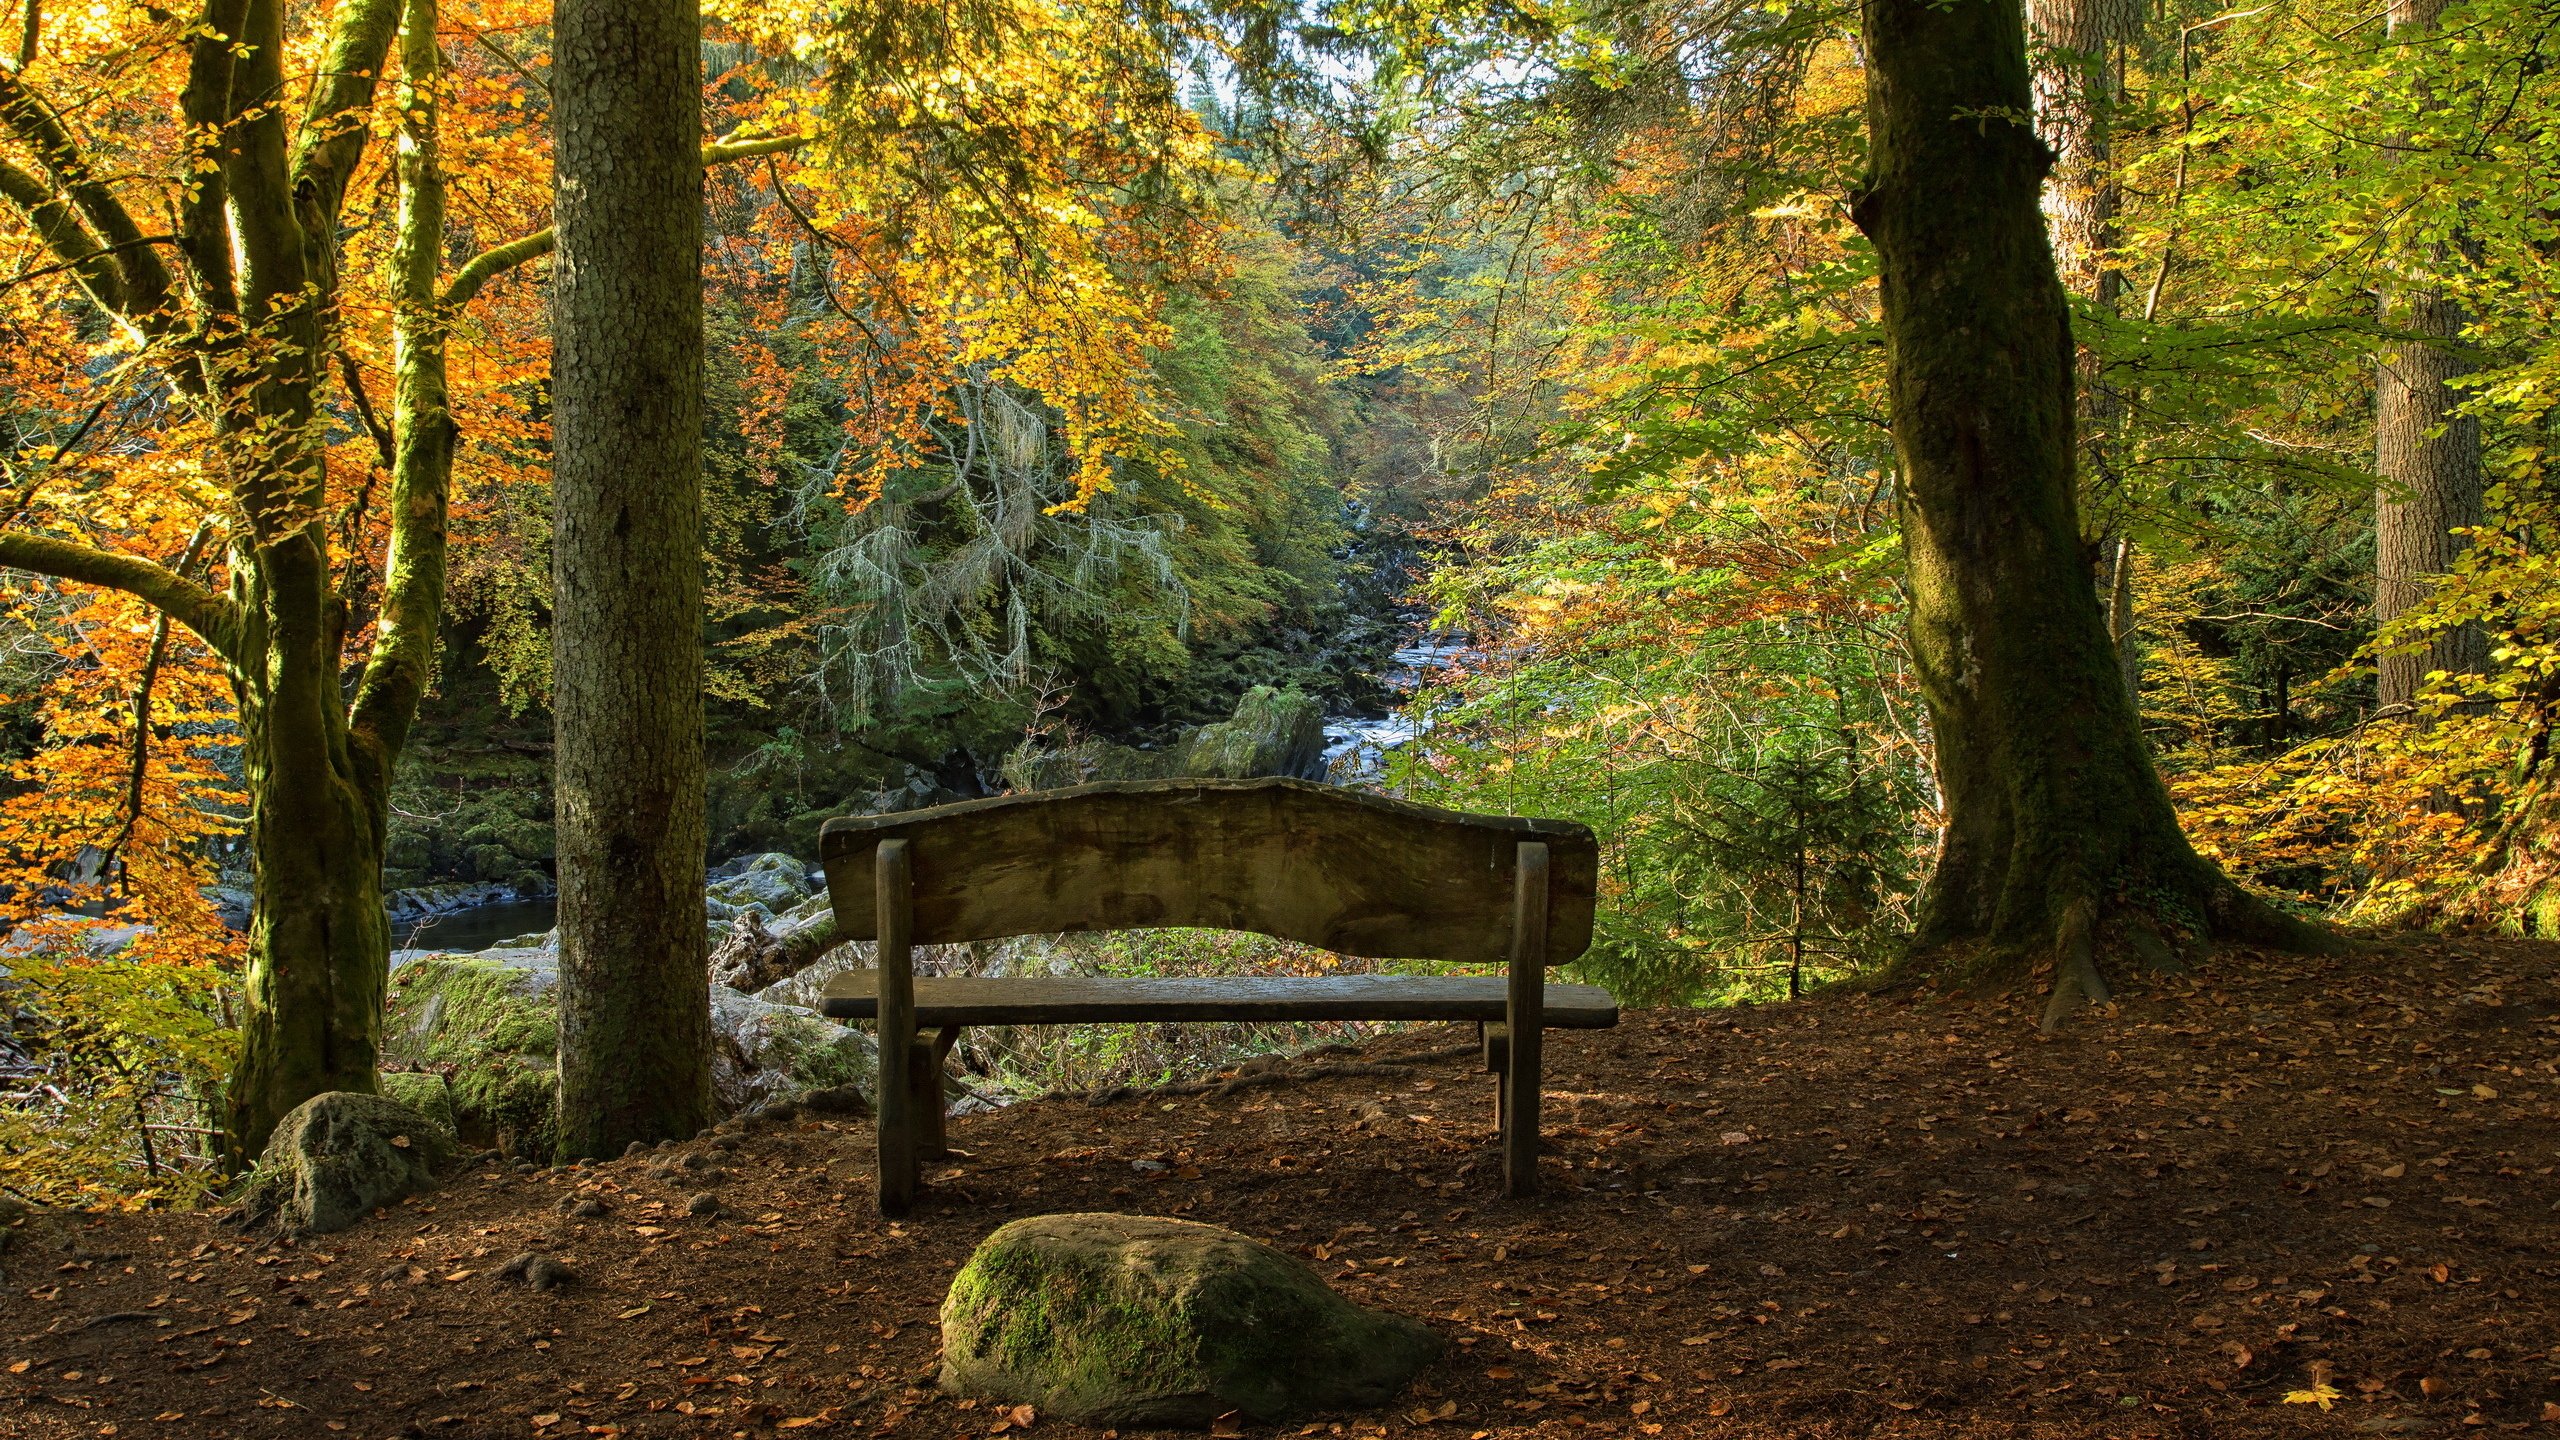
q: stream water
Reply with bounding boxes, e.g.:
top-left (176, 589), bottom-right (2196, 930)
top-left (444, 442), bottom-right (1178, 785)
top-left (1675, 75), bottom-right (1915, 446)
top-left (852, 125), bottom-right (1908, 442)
top-left (393, 897), bottom-right (559, 955)
top-left (1319, 635), bottom-right (1466, 780)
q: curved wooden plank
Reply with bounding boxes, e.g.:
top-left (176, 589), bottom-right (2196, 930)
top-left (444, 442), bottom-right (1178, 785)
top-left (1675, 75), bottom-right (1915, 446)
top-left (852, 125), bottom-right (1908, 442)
top-left (819, 972), bottom-right (1621, 1028)
top-left (818, 777), bottom-right (1597, 964)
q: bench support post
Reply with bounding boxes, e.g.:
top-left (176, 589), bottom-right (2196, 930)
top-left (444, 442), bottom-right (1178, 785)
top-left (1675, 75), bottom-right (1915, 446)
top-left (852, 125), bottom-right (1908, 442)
top-left (874, 839), bottom-right (917, 1216)
top-left (1503, 841), bottom-right (1550, 1198)
top-left (912, 1025), bottom-right (962, 1160)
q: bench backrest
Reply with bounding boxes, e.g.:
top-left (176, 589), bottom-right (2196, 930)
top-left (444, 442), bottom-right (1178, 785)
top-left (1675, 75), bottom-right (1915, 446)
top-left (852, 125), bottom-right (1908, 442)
top-left (818, 777), bottom-right (1597, 965)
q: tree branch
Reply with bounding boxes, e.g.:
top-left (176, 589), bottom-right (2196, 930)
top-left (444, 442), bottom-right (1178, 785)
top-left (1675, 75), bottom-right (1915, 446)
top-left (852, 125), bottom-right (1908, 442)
top-left (703, 133), bottom-right (808, 166)
top-left (99, 521), bottom-right (216, 879)
top-left (0, 529), bottom-right (238, 660)
top-left (440, 136), bottom-right (806, 309)
top-left (440, 226), bottom-right (552, 308)
top-left (175, 0), bottom-right (250, 319)
top-left (0, 155), bottom-right (123, 314)
top-left (349, 0), bottom-right (446, 762)
top-left (288, 0), bottom-right (401, 228)
top-left (0, 61), bottom-right (171, 324)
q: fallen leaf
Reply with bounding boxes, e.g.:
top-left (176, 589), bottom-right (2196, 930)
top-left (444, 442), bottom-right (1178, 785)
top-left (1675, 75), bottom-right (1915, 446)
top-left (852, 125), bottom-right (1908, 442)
top-left (2284, 1384), bottom-right (2342, 1411)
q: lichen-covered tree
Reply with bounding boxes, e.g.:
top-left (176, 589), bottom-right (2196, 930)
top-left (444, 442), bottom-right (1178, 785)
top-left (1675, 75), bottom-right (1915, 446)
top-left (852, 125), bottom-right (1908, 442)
top-left (548, 0), bottom-right (716, 1155)
top-left (1848, 0), bottom-right (2333, 1020)
top-left (0, 0), bottom-right (535, 1160)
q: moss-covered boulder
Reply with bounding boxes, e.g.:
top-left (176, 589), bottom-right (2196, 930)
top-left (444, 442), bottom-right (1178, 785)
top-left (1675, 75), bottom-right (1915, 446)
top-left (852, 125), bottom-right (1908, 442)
top-left (230, 1091), bottom-right (456, 1236)
top-left (940, 1214), bottom-right (1442, 1427)
top-left (706, 852), bottom-right (817, 919)
top-left (1177, 686), bottom-right (1327, 781)
top-left (709, 988), bottom-right (876, 1114)
top-left (384, 956), bottom-right (559, 1157)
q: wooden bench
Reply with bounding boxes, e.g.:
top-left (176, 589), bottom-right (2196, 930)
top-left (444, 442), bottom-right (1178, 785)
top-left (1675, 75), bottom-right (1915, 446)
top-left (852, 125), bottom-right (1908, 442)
top-left (816, 777), bottom-right (1614, 1214)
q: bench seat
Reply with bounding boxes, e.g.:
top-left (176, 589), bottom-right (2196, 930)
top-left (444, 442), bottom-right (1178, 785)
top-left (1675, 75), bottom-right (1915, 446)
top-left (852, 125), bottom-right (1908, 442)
top-left (820, 971), bottom-right (1620, 1029)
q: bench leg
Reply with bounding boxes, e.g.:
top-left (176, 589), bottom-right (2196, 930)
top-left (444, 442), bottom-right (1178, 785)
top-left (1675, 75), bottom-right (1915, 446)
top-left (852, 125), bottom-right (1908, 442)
top-left (877, 1030), bottom-right (916, 1217)
top-left (875, 840), bottom-right (917, 1217)
top-left (1501, 1018), bottom-right (1542, 1198)
top-left (913, 1026), bottom-right (963, 1160)
top-left (1480, 1022), bottom-right (1509, 1136)
top-left (1503, 841), bottom-right (1549, 1200)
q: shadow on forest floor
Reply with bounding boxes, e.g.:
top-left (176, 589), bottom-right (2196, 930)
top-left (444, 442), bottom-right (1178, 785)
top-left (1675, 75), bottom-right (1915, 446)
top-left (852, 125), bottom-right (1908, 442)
top-left (6, 933), bottom-right (2556, 1438)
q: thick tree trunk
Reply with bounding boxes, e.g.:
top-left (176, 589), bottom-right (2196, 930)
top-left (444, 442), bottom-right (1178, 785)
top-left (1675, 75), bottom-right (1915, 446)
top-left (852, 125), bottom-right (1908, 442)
top-left (550, 0), bottom-right (714, 1156)
top-left (1850, 0), bottom-right (2330, 1011)
top-left (221, 678), bottom-right (391, 1164)
top-left (2372, 0), bottom-right (2483, 716)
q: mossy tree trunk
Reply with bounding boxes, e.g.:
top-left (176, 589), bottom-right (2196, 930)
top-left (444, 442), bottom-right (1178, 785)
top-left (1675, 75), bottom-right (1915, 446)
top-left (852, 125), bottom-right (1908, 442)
top-left (549, 0), bottom-right (715, 1156)
top-left (0, 0), bottom-right (564, 1162)
top-left (1848, 0), bottom-right (2333, 1017)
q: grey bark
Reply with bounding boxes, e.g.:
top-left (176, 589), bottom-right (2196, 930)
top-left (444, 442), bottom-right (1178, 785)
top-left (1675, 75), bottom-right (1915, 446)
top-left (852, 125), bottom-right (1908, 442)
top-left (2373, 0), bottom-right (2485, 715)
top-left (550, 0), bottom-right (713, 1156)
top-left (2030, 0), bottom-right (2143, 689)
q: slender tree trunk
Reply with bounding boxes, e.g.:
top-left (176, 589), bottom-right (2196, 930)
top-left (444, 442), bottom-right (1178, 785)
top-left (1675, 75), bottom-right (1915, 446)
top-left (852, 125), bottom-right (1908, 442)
top-left (1849, 0), bottom-right (2331, 1015)
top-left (2030, 0), bottom-right (2143, 685)
top-left (2027, 0), bottom-right (2137, 310)
top-left (550, 0), bottom-right (714, 1156)
top-left (2373, 0), bottom-right (2483, 716)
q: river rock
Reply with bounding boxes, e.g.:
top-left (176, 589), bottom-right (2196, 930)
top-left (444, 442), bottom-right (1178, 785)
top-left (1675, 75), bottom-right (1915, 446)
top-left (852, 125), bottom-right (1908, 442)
top-left (940, 1213), bottom-right (1442, 1426)
top-left (1178, 686), bottom-right (1327, 781)
top-left (230, 1091), bottom-right (457, 1236)
top-left (709, 988), bottom-right (876, 1114)
top-left (706, 851), bottom-right (818, 922)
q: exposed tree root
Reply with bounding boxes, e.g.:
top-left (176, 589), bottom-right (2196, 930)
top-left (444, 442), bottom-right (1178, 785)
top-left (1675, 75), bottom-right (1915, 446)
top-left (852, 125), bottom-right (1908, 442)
top-left (2038, 897), bottom-right (2110, 1034)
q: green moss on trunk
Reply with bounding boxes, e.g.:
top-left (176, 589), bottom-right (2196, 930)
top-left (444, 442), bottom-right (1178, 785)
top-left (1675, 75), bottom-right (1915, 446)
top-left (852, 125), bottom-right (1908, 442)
top-left (1847, 0), bottom-right (2333, 1007)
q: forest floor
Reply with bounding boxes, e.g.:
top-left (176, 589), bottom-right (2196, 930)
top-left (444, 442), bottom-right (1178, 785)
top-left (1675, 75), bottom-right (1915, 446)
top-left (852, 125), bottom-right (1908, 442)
top-left (5, 933), bottom-right (2557, 1440)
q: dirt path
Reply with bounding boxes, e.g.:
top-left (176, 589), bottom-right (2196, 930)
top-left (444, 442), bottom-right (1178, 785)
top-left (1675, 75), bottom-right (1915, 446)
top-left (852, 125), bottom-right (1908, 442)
top-left (6, 936), bottom-right (2555, 1438)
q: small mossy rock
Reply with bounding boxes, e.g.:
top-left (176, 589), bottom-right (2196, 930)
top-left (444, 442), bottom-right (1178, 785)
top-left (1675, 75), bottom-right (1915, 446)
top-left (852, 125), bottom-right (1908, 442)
top-left (232, 1092), bottom-right (457, 1236)
top-left (940, 1213), bottom-right (1442, 1427)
